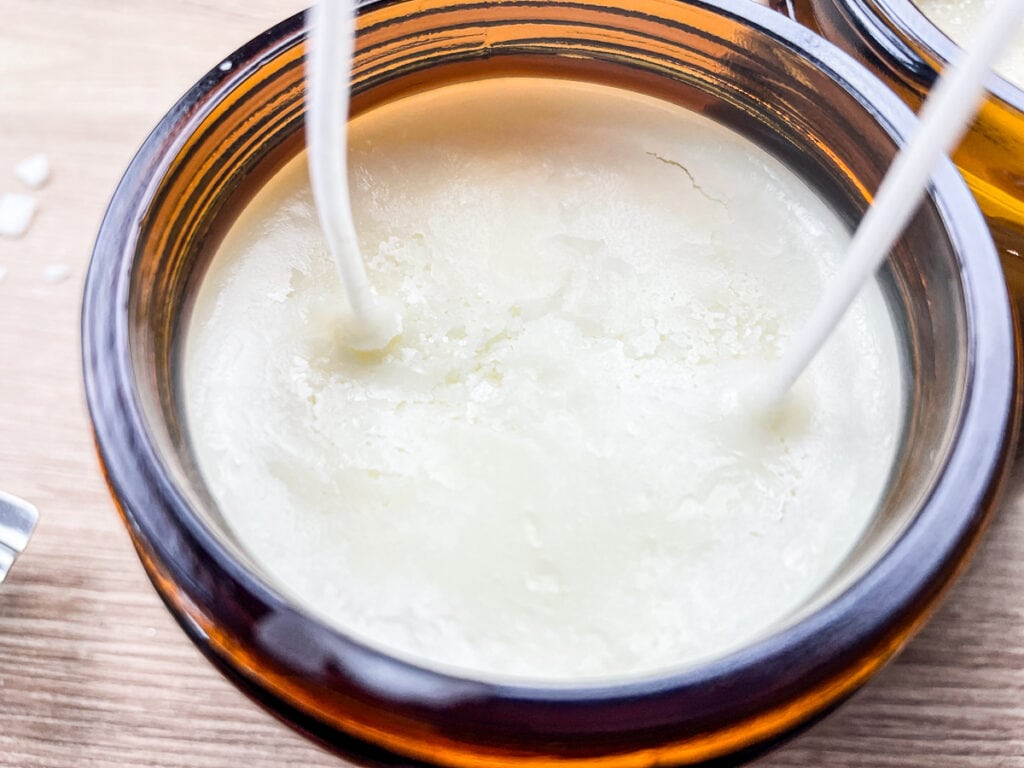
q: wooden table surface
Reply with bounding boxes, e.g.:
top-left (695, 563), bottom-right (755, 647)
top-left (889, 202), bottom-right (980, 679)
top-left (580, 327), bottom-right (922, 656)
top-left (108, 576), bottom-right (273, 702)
top-left (1, 1), bottom-right (1022, 766)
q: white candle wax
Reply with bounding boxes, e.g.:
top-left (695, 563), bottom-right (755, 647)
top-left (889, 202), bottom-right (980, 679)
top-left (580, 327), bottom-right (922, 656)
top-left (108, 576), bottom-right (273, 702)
top-left (915, 0), bottom-right (1024, 87)
top-left (184, 77), bottom-right (903, 683)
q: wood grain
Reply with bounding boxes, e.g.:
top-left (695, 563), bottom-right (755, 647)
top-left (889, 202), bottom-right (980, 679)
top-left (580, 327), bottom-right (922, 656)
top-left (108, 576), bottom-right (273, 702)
top-left (0, 1), bottom-right (1021, 766)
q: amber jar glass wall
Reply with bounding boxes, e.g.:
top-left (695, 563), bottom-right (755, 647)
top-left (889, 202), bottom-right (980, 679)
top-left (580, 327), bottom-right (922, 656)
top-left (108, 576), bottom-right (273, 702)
top-left (83, 0), bottom-right (1017, 766)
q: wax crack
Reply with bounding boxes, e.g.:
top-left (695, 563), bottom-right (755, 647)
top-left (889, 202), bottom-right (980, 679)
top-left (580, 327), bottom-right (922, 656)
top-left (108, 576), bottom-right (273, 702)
top-left (646, 152), bottom-right (727, 207)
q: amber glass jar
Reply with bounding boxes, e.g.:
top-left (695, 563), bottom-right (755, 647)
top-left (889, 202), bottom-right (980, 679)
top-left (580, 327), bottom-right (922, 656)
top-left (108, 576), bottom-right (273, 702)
top-left (83, 0), bottom-right (1018, 765)
top-left (788, 0), bottom-right (1024, 302)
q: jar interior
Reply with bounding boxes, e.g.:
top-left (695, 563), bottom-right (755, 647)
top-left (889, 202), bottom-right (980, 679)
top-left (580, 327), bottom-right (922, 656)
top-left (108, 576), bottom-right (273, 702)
top-left (126, 0), bottom-right (968, 682)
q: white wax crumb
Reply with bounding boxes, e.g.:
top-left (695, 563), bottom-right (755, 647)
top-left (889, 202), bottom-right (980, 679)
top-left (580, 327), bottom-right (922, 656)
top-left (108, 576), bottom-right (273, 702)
top-left (0, 193), bottom-right (38, 238)
top-left (218, 60), bottom-right (233, 72)
top-left (43, 264), bottom-right (70, 284)
top-left (14, 153), bottom-right (49, 189)
top-left (0, 266), bottom-right (7, 284)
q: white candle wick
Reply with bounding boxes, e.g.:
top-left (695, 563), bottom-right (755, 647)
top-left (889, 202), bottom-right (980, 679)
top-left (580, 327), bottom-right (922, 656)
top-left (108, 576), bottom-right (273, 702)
top-left (759, 0), bottom-right (1024, 407)
top-left (306, 0), bottom-right (403, 351)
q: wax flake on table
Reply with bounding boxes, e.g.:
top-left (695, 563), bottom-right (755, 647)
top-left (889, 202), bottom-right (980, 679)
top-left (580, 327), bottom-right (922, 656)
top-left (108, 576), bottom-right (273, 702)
top-left (43, 264), bottom-right (70, 284)
top-left (14, 153), bottom-right (50, 190)
top-left (0, 193), bottom-right (37, 238)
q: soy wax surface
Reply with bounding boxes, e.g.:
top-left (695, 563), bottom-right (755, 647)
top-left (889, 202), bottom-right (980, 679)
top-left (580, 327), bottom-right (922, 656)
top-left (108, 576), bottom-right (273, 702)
top-left (184, 78), bottom-right (903, 683)
top-left (915, 0), bottom-right (1024, 87)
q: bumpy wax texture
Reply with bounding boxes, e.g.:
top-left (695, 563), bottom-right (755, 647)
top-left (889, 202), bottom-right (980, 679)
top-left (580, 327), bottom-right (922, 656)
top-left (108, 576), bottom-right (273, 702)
top-left (185, 79), bottom-right (903, 683)
top-left (916, 0), bottom-right (1024, 86)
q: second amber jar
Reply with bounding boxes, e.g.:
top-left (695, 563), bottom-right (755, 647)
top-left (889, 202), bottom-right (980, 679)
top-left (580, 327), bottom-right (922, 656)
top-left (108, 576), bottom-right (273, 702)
top-left (791, 0), bottom-right (1024, 295)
